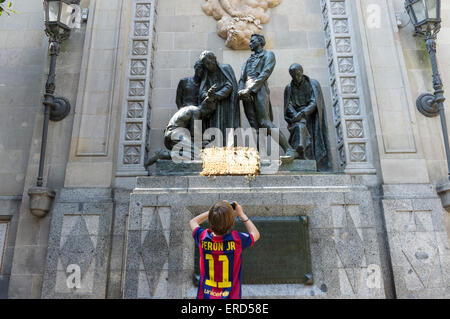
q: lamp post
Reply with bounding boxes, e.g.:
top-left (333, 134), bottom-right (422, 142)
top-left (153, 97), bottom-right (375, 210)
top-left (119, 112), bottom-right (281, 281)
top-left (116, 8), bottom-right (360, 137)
top-left (28, 0), bottom-right (78, 217)
top-left (404, 0), bottom-right (450, 181)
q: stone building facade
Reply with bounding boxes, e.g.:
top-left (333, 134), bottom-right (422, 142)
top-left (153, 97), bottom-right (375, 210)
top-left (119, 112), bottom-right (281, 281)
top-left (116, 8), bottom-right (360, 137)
top-left (0, 0), bottom-right (449, 298)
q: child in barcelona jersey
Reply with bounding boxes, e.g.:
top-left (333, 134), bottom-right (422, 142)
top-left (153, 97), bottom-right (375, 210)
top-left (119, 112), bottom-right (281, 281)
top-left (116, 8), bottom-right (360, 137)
top-left (189, 200), bottom-right (260, 299)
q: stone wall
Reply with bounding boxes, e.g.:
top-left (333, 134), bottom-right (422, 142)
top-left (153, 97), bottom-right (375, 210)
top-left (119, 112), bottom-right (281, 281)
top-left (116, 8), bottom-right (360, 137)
top-left (0, 0), bottom-right (46, 196)
top-left (0, 0), bottom-right (49, 298)
top-left (0, 0), bottom-right (47, 295)
top-left (1, 0), bottom-right (90, 298)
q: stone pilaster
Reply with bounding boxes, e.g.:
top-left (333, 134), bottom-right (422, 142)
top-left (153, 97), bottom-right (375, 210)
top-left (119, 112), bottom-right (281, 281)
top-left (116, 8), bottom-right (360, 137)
top-left (65, 0), bottom-right (126, 187)
top-left (353, 0), bottom-right (430, 184)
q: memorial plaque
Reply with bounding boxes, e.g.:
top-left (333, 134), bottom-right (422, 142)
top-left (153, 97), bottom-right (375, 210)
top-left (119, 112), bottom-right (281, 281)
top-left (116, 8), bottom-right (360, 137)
top-left (194, 216), bottom-right (313, 285)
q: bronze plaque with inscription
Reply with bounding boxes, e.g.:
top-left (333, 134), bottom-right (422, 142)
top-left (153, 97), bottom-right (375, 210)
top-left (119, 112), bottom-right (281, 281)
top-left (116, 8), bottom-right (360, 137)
top-left (194, 216), bottom-right (313, 285)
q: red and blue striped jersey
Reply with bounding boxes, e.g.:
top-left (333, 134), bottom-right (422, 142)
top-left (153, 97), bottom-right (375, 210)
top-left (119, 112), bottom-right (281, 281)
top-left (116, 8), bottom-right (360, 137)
top-left (193, 227), bottom-right (254, 299)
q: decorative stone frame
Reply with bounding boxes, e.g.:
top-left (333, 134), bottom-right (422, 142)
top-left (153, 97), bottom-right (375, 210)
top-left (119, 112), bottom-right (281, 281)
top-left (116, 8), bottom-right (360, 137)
top-left (116, 0), bottom-right (157, 176)
top-left (114, 0), bottom-right (380, 177)
top-left (321, 0), bottom-right (377, 175)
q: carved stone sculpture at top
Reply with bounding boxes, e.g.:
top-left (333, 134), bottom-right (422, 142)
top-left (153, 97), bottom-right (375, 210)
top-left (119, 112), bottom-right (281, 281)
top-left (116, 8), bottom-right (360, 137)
top-left (202, 0), bottom-right (282, 50)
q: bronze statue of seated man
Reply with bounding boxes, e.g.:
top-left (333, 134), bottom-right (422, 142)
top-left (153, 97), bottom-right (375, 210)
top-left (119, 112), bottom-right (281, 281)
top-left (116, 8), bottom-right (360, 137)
top-left (284, 63), bottom-right (331, 171)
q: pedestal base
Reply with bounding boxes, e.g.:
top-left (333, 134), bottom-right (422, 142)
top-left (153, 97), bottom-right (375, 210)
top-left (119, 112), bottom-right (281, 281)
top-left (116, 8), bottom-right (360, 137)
top-left (123, 174), bottom-right (385, 299)
top-left (153, 159), bottom-right (317, 176)
top-left (153, 160), bottom-right (203, 176)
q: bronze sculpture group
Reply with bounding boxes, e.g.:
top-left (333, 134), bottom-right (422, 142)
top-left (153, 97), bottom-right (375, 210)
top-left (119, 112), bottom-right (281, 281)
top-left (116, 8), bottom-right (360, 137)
top-left (146, 33), bottom-right (330, 171)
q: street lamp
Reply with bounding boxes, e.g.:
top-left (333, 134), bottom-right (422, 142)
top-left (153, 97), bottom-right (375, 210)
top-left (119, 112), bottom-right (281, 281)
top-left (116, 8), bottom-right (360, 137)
top-left (405, 0), bottom-right (441, 37)
top-left (404, 0), bottom-right (449, 180)
top-left (28, 0), bottom-right (79, 217)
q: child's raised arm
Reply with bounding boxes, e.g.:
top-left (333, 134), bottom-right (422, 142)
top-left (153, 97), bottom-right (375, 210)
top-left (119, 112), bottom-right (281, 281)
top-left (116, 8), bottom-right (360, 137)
top-left (233, 202), bottom-right (260, 242)
top-left (189, 211), bottom-right (209, 232)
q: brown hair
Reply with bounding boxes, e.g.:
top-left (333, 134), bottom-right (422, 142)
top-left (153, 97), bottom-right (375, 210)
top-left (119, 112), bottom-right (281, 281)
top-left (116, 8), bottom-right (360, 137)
top-left (208, 200), bottom-right (235, 236)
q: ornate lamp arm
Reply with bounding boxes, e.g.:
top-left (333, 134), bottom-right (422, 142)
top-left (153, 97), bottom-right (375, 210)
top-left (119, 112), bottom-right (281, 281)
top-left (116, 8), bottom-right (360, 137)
top-left (36, 40), bottom-right (71, 187)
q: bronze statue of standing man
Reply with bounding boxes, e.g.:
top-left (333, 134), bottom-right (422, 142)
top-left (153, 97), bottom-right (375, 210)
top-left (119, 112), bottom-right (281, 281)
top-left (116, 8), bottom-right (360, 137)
top-left (199, 51), bottom-right (240, 142)
top-left (238, 34), bottom-right (295, 161)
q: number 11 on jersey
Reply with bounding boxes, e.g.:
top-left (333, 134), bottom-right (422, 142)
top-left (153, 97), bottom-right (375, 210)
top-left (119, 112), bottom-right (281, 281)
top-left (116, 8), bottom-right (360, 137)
top-left (205, 254), bottom-right (232, 288)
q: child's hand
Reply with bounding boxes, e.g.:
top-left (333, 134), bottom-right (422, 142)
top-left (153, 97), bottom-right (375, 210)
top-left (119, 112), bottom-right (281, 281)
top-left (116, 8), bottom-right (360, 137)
top-left (232, 201), bottom-right (260, 242)
top-left (232, 202), bottom-right (245, 219)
